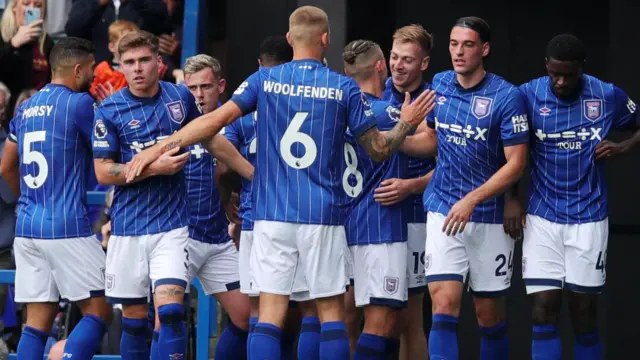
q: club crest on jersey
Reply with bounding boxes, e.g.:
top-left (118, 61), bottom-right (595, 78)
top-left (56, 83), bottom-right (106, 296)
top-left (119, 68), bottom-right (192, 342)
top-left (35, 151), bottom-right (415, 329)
top-left (384, 276), bottom-right (399, 295)
top-left (94, 120), bottom-right (107, 139)
top-left (471, 96), bottom-right (493, 119)
top-left (583, 99), bottom-right (603, 121)
top-left (166, 101), bottom-right (185, 124)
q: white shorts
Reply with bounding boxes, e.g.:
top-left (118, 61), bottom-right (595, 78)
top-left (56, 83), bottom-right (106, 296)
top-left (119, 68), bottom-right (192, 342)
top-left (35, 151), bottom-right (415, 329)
top-left (350, 242), bottom-right (408, 308)
top-left (239, 230), bottom-right (257, 297)
top-left (240, 230), bottom-right (312, 301)
top-left (14, 236), bottom-right (106, 303)
top-left (251, 220), bottom-right (348, 299)
top-left (523, 215), bottom-right (608, 294)
top-left (425, 212), bottom-right (514, 296)
top-left (105, 227), bottom-right (189, 304)
top-left (187, 239), bottom-right (240, 295)
top-left (407, 222), bottom-right (428, 294)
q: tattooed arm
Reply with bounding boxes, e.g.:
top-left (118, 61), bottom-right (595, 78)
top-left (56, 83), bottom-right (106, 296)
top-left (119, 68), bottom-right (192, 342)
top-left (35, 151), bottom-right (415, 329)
top-left (94, 147), bottom-right (190, 185)
top-left (357, 120), bottom-right (417, 163)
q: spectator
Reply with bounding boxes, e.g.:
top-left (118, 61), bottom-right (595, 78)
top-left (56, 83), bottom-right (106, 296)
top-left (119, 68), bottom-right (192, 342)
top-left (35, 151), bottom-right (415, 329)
top-left (158, 0), bottom-right (183, 68)
top-left (0, 0), bottom-right (53, 112)
top-left (45, 0), bottom-right (72, 42)
top-left (12, 88), bottom-right (36, 115)
top-left (0, 81), bottom-right (10, 131)
top-left (65, 0), bottom-right (171, 64)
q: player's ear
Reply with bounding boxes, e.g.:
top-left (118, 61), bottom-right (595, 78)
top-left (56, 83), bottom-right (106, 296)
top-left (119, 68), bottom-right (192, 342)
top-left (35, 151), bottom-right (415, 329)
top-left (321, 32), bottom-right (329, 48)
top-left (218, 78), bottom-right (227, 93)
top-left (482, 42), bottom-right (490, 58)
top-left (286, 32), bottom-right (292, 46)
top-left (157, 54), bottom-right (164, 65)
top-left (420, 56), bottom-right (430, 72)
top-left (73, 63), bottom-right (82, 78)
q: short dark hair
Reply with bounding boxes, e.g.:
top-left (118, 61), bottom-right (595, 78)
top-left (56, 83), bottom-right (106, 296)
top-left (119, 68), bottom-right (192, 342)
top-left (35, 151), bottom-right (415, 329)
top-left (118, 31), bottom-right (159, 57)
top-left (454, 16), bottom-right (491, 43)
top-left (49, 37), bottom-right (95, 72)
top-left (546, 34), bottom-right (586, 63)
top-left (259, 36), bottom-right (293, 66)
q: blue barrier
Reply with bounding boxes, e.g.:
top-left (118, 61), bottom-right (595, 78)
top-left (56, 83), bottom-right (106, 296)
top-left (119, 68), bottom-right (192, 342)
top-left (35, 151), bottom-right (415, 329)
top-left (1, 188), bottom-right (218, 359)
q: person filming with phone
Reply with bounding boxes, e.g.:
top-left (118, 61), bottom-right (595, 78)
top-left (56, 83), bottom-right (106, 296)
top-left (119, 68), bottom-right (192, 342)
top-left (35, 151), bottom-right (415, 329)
top-left (0, 0), bottom-right (53, 112)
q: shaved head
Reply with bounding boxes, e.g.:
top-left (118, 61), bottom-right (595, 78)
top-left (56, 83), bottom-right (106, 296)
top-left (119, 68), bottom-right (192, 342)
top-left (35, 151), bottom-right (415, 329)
top-left (288, 6), bottom-right (329, 46)
top-left (343, 40), bottom-right (384, 81)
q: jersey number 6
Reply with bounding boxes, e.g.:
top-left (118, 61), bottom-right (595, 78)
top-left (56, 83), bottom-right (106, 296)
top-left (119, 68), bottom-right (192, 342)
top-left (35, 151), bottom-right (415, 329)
top-left (280, 112), bottom-right (317, 169)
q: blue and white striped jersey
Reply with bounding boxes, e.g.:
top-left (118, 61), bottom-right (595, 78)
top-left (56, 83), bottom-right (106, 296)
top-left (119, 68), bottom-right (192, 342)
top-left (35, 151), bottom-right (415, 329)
top-left (224, 111), bottom-right (257, 231)
top-left (230, 59), bottom-right (376, 225)
top-left (344, 93), bottom-right (409, 246)
top-left (382, 78), bottom-right (436, 223)
top-left (424, 71), bottom-right (529, 223)
top-left (92, 82), bottom-right (200, 236)
top-left (521, 75), bottom-right (638, 224)
top-left (9, 84), bottom-right (96, 239)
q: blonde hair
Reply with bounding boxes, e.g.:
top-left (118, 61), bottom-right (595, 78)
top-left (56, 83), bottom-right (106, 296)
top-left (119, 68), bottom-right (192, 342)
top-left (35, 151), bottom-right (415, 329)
top-left (183, 54), bottom-right (222, 79)
top-left (393, 24), bottom-right (433, 55)
top-left (1, 0), bottom-right (47, 54)
top-left (108, 20), bottom-right (139, 44)
top-left (288, 6), bottom-right (329, 46)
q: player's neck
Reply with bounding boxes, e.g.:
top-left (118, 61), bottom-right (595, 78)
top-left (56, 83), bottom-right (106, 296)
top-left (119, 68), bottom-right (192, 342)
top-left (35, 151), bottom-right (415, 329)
top-left (292, 47), bottom-right (324, 63)
top-left (51, 77), bottom-right (78, 92)
top-left (129, 82), bottom-right (160, 98)
top-left (359, 78), bottom-right (382, 98)
top-left (456, 67), bottom-right (487, 90)
top-left (394, 78), bottom-right (422, 94)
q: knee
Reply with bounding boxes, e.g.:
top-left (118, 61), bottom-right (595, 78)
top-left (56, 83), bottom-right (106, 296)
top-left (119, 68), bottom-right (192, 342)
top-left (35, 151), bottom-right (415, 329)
top-left (158, 303), bottom-right (185, 325)
top-left (122, 304), bottom-right (149, 320)
top-left (363, 305), bottom-right (397, 336)
top-left (531, 292), bottom-right (561, 325)
top-left (430, 287), bottom-right (461, 317)
top-left (474, 298), bottom-right (505, 328)
top-left (570, 295), bottom-right (598, 333)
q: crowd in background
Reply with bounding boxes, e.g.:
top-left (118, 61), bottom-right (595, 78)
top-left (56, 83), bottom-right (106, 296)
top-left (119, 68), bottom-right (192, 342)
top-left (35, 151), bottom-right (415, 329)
top-left (0, 0), bottom-right (188, 356)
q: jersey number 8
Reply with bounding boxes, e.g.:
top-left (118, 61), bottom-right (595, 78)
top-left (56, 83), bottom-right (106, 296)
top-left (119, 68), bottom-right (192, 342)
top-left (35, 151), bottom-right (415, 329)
top-left (342, 143), bottom-right (363, 198)
top-left (23, 131), bottom-right (48, 189)
top-left (280, 112), bottom-right (317, 169)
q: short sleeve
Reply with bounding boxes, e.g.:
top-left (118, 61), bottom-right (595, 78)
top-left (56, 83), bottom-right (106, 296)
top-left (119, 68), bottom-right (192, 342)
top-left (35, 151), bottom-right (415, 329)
top-left (500, 88), bottom-right (530, 147)
top-left (75, 94), bottom-right (97, 147)
top-left (92, 107), bottom-right (120, 160)
top-left (612, 85), bottom-right (638, 130)
top-left (230, 71), bottom-right (261, 115)
top-left (346, 80), bottom-right (376, 137)
top-left (7, 103), bottom-right (25, 143)
top-left (224, 119), bottom-right (241, 148)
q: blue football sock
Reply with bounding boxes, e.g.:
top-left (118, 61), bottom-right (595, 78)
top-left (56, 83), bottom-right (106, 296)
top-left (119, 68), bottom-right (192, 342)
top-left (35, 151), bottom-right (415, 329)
top-left (215, 321), bottom-right (249, 360)
top-left (386, 337), bottom-right (400, 358)
top-left (17, 326), bottom-right (48, 360)
top-left (575, 331), bottom-right (601, 360)
top-left (63, 314), bottom-right (108, 359)
top-left (298, 316), bottom-right (321, 360)
top-left (151, 331), bottom-right (160, 360)
top-left (532, 324), bottom-right (561, 360)
top-left (354, 332), bottom-right (387, 360)
top-left (121, 317), bottom-right (149, 360)
top-left (320, 321), bottom-right (350, 360)
top-left (249, 322), bottom-right (281, 360)
top-left (280, 330), bottom-right (296, 360)
top-left (428, 314), bottom-right (459, 360)
top-left (158, 303), bottom-right (186, 360)
top-left (479, 321), bottom-right (508, 360)
top-left (247, 316), bottom-right (258, 358)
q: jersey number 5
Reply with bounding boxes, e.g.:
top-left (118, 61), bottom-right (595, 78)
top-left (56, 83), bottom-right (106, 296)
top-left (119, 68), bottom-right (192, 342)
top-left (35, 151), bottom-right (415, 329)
top-left (23, 131), bottom-right (48, 189)
top-left (281, 112), bottom-right (317, 169)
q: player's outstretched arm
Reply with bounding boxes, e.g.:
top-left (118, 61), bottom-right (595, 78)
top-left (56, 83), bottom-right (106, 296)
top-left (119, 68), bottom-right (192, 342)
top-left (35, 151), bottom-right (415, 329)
top-left (358, 91), bottom-right (436, 162)
top-left (443, 143), bottom-right (528, 236)
top-left (0, 140), bottom-right (20, 197)
top-left (126, 101), bottom-right (244, 182)
top-left (203, 134), bottom-right (254, 181)
top-left (95, 147), bottom-right (189, 185)
top-left (398, 121), bottom-right (438, 158)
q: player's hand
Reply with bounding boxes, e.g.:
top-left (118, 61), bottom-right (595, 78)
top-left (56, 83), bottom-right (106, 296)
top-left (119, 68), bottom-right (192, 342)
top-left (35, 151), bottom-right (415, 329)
top-left (145, 146), bottom-right (189, 176)
top-left (503, 196), bottom-right (525, 241)
top-left (126, 145), bottom-right (168, 182)
top-left (374, 178), bottom-right (413, 206)
top-left (443, 195), bottom-right (478, 236)
top-left (400, 90), bottom-right (436, 128)
top-left (224, 192), bottom-right (241, 224)
top-left (95, 82), bottom-right (115, 104)
top-left (595, 140), bottom-right (626, 160)
top-left (11, 20), bottom-right (43, 48)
